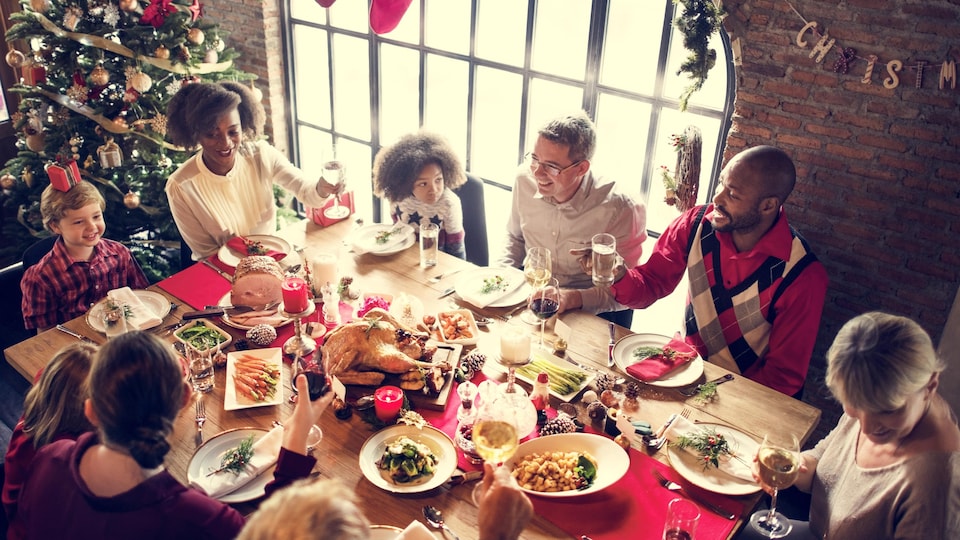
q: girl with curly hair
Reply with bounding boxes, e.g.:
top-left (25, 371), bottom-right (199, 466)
top-left (373, 131), bottom-right (467, 259)
top-left (165, 81), bottom-right (343, 259)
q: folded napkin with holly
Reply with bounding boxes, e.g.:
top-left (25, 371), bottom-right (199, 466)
top-left (666, 416), bottom-right (757, 482)
top-left (106, 287), bottom-right (162, 330)
top-left (352, 223), bottom-right (414, 254)
top-left (191, 425), bottom-right (283, 499)
top-left (625, 333), bottom-right (698, 381)
top-left (225, 236), bottom-right (286, 261)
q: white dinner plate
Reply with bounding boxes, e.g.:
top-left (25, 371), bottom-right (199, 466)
top-left (613, 333), bottom-right (704, 388)
top-left (665, 422), bottom-right (761, 496)
top-left (352, 224), bottom-right (416, 255)
top-left (187, 427), bottom-right (276, 503)
top-left (217, 293), bottom-right (293, 331)
top-left (454, 267), bottom-right (532, 308)
top-left (368, 525), bottom-right (404, 540)
top-left (503, 433), bottom-right (630, 498)
top-left (86, 290), bottom-right (171, 332)
top-left (217, 235), bottom-right (292, 268)
top-left (224, 348), bottom-right (284, 411)
top-left (359, 424), bottom-right (457, 494)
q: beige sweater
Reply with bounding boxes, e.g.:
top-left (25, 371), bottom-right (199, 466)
top-left (805, 407), bottom-right (960, 539)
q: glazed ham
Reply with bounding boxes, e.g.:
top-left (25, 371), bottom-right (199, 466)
top-left (231, 256), bottom-right (284, 309)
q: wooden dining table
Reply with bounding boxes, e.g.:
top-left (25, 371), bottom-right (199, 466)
top-left (4, 217), bottom-right (821, 540)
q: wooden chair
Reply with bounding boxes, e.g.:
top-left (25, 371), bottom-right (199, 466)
top-left (453, 173), bottom-right (489, 267)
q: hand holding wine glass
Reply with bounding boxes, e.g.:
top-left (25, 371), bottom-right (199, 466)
top-left (529, 277), bottom-right (560, 348)
top-left (749, 433), bottom-right (801, 538)
top-left (471, 402), bottom-right (520, 506)
top-left (322, 159), bottom-right (350, 219)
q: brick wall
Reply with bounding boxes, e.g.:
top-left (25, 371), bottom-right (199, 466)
top-left (201, 0), bottom-right (289, 155)
top-left (722, 0), bottom-right (960, 360)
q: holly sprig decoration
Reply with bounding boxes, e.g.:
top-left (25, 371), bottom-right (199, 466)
top-left (480, 275), bottom-right (508, 294)
top-left (206, 435), bottom-right (255, 476)
top-left (694, 380), bottom-right (719, 404)
top-left (673, 427), bottom-right (732, 469)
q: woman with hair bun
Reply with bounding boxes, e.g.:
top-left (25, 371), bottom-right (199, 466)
top-left (742, 312), bottom-right (960, 539)
top-left (165, 81), bottom-right (343, 260)
top-left (13, 331), bottom-right (332, 539)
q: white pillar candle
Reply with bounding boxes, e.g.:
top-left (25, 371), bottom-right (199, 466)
top-left (500, 327), bottom-right (531, 364)
top-left (311, 252), bottom-right (338, 288)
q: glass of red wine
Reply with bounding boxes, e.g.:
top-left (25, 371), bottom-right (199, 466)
top-left (290, 352), bottom-right (331, 452)
top-left (528, 277), bottom-right (560, 348)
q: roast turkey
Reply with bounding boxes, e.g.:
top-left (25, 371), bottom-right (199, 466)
top-left (321, 308), bottom-right (443, 386)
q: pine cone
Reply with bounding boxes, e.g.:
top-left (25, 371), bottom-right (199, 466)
top-left (461, 352), bottom-right (486, 373)
top-left (539, 415), bottom-right (577, 436)
top-left (624, 382), bottom-right (640, 400)
top-left (594, 372), bottom-right (616, 392)
top-left (233, 339), bottom-right (250, 351)
top-left (246, 324), bottom-right (277, 346)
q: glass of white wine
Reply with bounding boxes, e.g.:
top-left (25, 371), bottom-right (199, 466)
top-left (749, 433), bottom-right (801, 538)
top-left (521, 247), bottom-right (552, 324)
top-left (470, 401), bottom-right (520, 507)
top-left (322, 158), bottom-right (349, 220)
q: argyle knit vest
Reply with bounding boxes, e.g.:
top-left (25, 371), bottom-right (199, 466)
top-left (683, 206), bottom-right (818, 374)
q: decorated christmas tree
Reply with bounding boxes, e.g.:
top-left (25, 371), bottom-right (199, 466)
top-left (0, 0), bottom-right (253, 280)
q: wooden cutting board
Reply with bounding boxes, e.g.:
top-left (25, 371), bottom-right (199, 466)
top-left (340, 342), bottom-right (463, 411)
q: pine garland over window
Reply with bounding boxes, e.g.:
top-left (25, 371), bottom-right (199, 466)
top-left (674, 0), bottom-right (726, 111)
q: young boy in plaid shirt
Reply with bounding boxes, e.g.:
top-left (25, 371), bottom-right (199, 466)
top-left (21, 181), bottom-right (149, 333)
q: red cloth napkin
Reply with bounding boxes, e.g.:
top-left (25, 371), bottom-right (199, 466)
top-left (157, 262), bottom-right (232, 310)
top-left (420, 380), bottom-right (742, 539)
top-left (626, 334), bottom-right (698, 382)
top-left (306, 191), bottom-right (355, 227)
top-left (225, 237), bottom-right (286, 261)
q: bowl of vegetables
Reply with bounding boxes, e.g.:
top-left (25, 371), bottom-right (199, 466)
top-left (174, 319), bottom-right (232, 355)
top-left (436, 309), bottom-right (479, 346)
top-left (358, 424), bottom-right (457, 493)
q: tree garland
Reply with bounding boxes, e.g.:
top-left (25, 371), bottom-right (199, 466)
top-left (673, 0), bottom-right (726, 111)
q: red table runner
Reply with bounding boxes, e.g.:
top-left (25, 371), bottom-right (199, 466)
top-left (419, 378), bottom-right (743, 540)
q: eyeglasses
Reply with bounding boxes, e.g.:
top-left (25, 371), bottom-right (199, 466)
top-left (525, 153), bottom-right (582, 179)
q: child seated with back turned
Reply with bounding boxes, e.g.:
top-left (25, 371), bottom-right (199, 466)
top-left (20, 181), bottom-right (149, 333)
top-left (372, 131), bottom-right (467, 259)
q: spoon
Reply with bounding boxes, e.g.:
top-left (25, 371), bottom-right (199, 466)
top-left (422, 505), bottom-right (459, 540)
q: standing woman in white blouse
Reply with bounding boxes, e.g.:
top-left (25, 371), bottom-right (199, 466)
top-left (165, 81), bottom-right (342, 260)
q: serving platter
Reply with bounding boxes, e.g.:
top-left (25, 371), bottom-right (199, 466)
top-left (486, 350), bottom-right (595, 402)
top-left (358, 424), bottom-right (457, 494)
top-left (217, 293), bottom-right (293, 331)
top-left (613, 333), bottom-right (704, 388)
top-left (503, 433), bottom-right (630, 498)
top-left (224, 348), bottom-right (284, 411)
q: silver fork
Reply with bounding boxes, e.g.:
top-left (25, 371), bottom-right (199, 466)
top-left (651, 468), bottom-right (736, 520)
top-left (195, 399), bottom-right (206, 443)
top-left (497, 303), bottom-right (527, 322)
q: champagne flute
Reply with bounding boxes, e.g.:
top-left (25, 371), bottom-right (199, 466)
top-left (470, 400), bottom-right (520, 506)
top-left (322, 159), bottom-right (349, 219)
top-left (528, 278), bottom-right (560, 348)
top-left (749, 433), bottom-right (801, 538)
top-left (521, 247), bottom-right (552, 324)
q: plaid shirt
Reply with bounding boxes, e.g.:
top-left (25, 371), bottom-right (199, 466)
top-left (21, 238), bottom-right (149, 330)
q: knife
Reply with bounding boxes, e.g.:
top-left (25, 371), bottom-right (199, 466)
top-left (201, 258), bottom-right (233, 282)
top-left (438, 286), bottom-right (456, 299)
top-left (56, 324), bottom-right (93, 342)
top-left (607, 322), bottom-right (616, 368)
top-left (679, 373), bottom-right (735, 397)
top-left (183, 301), bottom-right (282, 320)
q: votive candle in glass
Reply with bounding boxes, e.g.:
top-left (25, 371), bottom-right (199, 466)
top-left (500, 326), bottom-right (531, 364)
top-left (374, 385), bottom-right (404, 422)
top-left (281, 276), bottom-right (310, 313)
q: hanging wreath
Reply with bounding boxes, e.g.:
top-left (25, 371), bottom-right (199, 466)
top-left (674, 0), bottom-right (726, 111)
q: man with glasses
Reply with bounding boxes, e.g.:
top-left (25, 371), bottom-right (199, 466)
top-left (498, 111), bottom-right (646, 327)
top-left (609, 145), bottom-right (828, 397)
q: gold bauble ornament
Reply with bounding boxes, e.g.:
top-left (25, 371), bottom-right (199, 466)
top-left (123, 191), bottom-right (140, 209)
top-left (0, 174), bottom-right (15, 190)
top-left (128, 71), bottom-right (152, 93)
top-left (154, 45), bottom-right (170, 59)
top-left (202, 49), bottom-right (218, 64)
top-left (5, 50), bottom-right (26, 69)
top-left (29, 0), bottom-right (51, 13)
top-left (118, 0), bottom-right (138, 12)
top-left (25, 133), bottom-right (45, 153)
top-left (22, 168), bottom-right (34, 188)
top-left (89, 65), bottom-right (109, 86)
top-left (186, 28), bottom-right (205, 46)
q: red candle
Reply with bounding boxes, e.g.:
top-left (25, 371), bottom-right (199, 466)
top-left (374, 385), bottom-right (404, 422)
top-left (281, 276), bottom-right (310, 313)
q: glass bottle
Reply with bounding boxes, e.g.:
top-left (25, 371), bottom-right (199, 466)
top-left (454, 382), bottom-right (482, 464)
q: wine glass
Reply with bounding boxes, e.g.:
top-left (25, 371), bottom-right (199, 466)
top-left (470, 399), bottom-right (520, 506)
top-left (749, 433), bottom-right (801, 538)
top-left (521, 247), bottom-right (552, 324)
top-left (528, 278), bottom-right (560, 348)
top-left (289, 353), bottom-right (327, 453)
top-left (322, 159), bottom-right (349, 219)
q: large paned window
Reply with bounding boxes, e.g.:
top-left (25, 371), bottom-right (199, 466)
top-left (283, 0), bottom-right (733, 251)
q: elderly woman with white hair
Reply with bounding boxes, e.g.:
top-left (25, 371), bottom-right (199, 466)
top-left (742, 311), bottom-right (960, 539)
